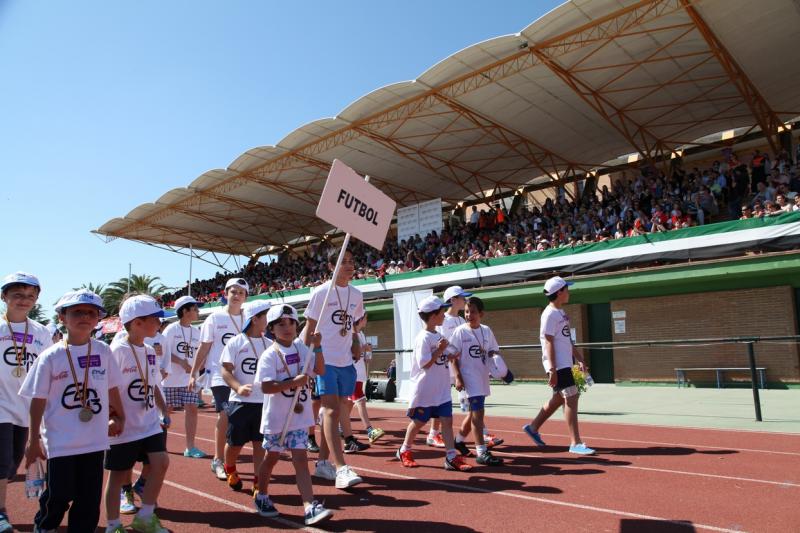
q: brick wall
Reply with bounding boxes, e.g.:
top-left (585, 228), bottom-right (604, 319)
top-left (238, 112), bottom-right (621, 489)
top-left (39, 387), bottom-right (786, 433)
top-left (610, 286), bottom-right (800, 384)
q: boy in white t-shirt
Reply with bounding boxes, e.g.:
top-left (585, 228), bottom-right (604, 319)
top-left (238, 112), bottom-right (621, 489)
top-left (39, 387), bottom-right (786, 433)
top-left (396, 296), bottom-right (471, 472)
top-left (191, 278), bottom-right (248, 481)
top-left (0, 272), bottom-right (52, 533)
top-left (20, 290), bottom-right (126, 533)
top-left (449, 297), bottom-right (503, 466)
top-left (220, 300), bottom-right (271, 495)
top-left (344, 313), bottom-right (385, 445)
top-left (523, 277), bottom-right (595, 455)
top-left (104, 295), bottom-right (171, 533)
top-left (254, 305), bottom-right (332, 526)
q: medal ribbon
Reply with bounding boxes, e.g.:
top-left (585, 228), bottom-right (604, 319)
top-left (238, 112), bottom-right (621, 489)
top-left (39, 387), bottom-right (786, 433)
top-left (64, 339), bottom-right (91, 411)
top-left (4, 314), bottom-right (28, 375)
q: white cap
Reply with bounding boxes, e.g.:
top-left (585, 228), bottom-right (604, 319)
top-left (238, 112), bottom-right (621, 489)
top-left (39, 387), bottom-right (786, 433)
top-left (543, 276), bottom-right (574, 296)
top-left (1, 271), bottom-right (40, 292)
top-left (442, 285), bottom-right (472, 303)
top-left (174, 295), bottom-right (202, 313)
top-left (267, 304), bottom-right (299, 324)
top-left (242, 300), bottom-right (272, 331)
top-left (417, 295), bottom-right (451, 313)
top-left (225, 277), bottom-right (249, 293)
top-left (120, 295), bottom-right (166, 324)
top-left (55, 289), bottom-right (108, 318)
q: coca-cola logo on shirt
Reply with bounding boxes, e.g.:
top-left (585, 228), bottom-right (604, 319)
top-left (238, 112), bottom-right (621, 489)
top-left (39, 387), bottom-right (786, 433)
top-left (127, 379), bottom-right (155, 409)
top-left (3, 346), bottom-right (38, 370)
top-left (61, 383), bottom-right (102, 414)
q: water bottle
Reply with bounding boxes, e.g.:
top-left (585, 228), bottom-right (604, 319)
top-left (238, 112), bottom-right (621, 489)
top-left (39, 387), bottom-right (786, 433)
top-left (25, 459), bottom-right (45, 499)
top-left (584, 373), bottom-right (595, 387)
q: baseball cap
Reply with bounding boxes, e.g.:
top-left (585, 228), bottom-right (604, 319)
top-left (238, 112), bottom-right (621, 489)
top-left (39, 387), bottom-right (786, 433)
top-left (174, 295), bottom-right (202, 313)
top-left (417, 295), bottom-right (451, 313)
top-left (120, 295), bottom-right (167, 324)
top-left (55, 289), bottom-right (108, 318)
top-left (1, 271), bottom-right (40, 292)
top-left (442, 285), bottom-right (472, 303)
top-left (543, 276), bottom-right (574, 296)
top-left (267, 304), bottom-right (299, 324)
top-left (225, 278), bottom-right (249, 293)
top-left (242, 300), bottom-right (272, 331)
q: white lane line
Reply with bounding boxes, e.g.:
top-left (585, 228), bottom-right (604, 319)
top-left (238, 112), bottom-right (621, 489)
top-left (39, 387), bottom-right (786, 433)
top-left (352, 465), bottom-right (746, 533)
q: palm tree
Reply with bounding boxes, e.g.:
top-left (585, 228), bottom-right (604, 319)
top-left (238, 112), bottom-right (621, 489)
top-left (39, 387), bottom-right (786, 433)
top-left (72, 282), bottom-right (106, 295)
top-left (27, 304), bottom-right (50, 325)
top-left (103, 274), bottom-right (167, 316)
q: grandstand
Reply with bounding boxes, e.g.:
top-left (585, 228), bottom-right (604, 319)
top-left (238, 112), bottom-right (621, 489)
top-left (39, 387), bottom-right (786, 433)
top-left (95, 0), bottom-right (800, 386)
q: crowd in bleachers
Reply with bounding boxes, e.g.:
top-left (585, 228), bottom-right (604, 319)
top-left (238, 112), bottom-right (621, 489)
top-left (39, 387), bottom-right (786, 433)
top-left (160, 147), bottom-right (800, 308)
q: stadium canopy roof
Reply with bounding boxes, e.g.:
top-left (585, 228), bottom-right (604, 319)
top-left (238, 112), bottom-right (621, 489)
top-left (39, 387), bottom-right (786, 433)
top-left (96, 0), bottom-right (800, 258)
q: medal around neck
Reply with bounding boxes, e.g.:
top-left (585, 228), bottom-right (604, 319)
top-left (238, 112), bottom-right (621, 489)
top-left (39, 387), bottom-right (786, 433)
top-left (293, 403), bottom-right (304, 414)
top-left (79, 407), bottom-right (94, 422)
top-left (12, 366), bottom-right (25, 378)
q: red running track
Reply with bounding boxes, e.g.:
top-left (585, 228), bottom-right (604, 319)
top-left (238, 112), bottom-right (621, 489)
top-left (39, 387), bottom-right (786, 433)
top-left (7, 404), bottom-right (800, 532)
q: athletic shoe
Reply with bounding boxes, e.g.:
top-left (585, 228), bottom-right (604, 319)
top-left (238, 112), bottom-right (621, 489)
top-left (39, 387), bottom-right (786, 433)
top-left (343, 437), bottom-right (370, 454)
top-left (304, 500), bottom-right (333, 525)
top-left (33, 528), bottom-right (57, 533)
top-left (227, 471), bottom-right (243, 491)
top-left (183, 447), bottom-right (206, 458)
top-left (255, 495), bottom-right (279, 518)
top-left (133, 477), bottom-right (146, 497)
top-left (105, 525), bottom-right (126, 533)
top-left (569, 443), bottom-right (596, 455)
top-left (444, 455), bottom-right (472, 472)
top-left (426, 434), bottom-right (446, 447)
top-left (211, 458), bottom-right (227, 480)
top-left (0, 513), bottom-right (14, 533)
top-left (120, 488), bottom-right (137, 514)
top-left (523, 424), bottom-right (547, 447)
top-left (131, 512), bottom-right (168, 533)
top-left (454, 440), bottom-right (472, 457)
top-left (485, 434), bottom-right (504, 447)
top-left (334, 465), bottom-right (363, 489)
top-left (396, 449), bottom-right (419, 468)
top-left (476, 451), bottom-right (504, 466)
top-left (307, 435), bottom-right (320, 453)
top-left (367, 427), bottom-right (385, 443)
top-left (313, 460), bottom-right (337, 481)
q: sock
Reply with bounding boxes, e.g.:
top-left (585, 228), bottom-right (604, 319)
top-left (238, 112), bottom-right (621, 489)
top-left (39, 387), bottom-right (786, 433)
top-left (224, 464), bottom-right (237, 475)
top-left (256, 492), bottom-right (269, 502)
top-left (400, 444), bottom-right (410, 453)
top-left (476, 444), bottom-right (488, 456)
top-left (107, 519), bottom-right (122, 528)
top-left (427, 428), bottom-right (437, 438)
top-left (455, 434), bottom-right (465, 444)
top-left (121, 483), bottom-right (132, 493)
top-left (138, 503), bottom-right (155, 519)
top-left (446, 449), bottom-right (457, 460)
top-left (366, 425), bottom-right (374, 434)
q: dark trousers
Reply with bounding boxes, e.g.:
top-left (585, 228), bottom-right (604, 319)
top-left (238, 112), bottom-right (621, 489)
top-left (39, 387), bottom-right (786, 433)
top-left (35, 450), bottom-right (104, 533)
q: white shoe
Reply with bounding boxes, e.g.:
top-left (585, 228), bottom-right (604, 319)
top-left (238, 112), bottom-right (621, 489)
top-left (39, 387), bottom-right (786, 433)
top-left (335, 465), bottom-right (362, 489)
top-left (211, 458), bottom-right (227, 480)
top-left (313, 460), bottom-right (336, 481)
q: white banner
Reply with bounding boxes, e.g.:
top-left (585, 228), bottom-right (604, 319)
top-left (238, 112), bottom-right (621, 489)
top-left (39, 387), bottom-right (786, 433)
top-left (396, 198), bottom-right (442, 244)
top-left (392, 289), bottom-right (432, 402)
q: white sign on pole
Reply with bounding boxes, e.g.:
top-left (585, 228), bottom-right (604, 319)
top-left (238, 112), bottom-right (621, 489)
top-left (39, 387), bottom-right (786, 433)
top-left (316, 159), bottom-right (397, 250)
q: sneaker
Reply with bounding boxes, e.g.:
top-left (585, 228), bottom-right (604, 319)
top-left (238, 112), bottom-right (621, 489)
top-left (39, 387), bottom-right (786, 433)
top-left (133, 477), bottom-right (146, 497)
top-left (304, 500), bottom-right (333, 526)
top-left (0, 513), bottom-right (14, 533)
top-left (254, 495), bottom-right (279, 518)
top-left (476, 451), bottom-right (504, 466)
top-left (183, 447), bottom-right (206, 458)
top-left (367, 427), bottom-right (385, 444)
top-left (227, 471), bottom-right (243, 491)
top-left (131, 512), bottom-right (168, 533)
top-left (426, 434), bottom-right (446, 448)
top-left (105, 525), bottom-right (126, 533)
top-left (453, 440), bottom-right (472, 457)
top-left (307, 435), bottom-right (320, 453)
top-left (485, 434), bottom-right (504, 448)
top-left (211, 458), bottom-right (227, 480)
top-left (343, 437), bottom-right (370, 454)
top-left (335, 465), bottom-right (363, 489)
top-left (569, 443), bottom-right (596, 455)
top-left (33, 528), bottom-right (57, 533)
top-left (313, 460), bottom-right (337, 481)
top-left (444, 454), bottom-right (472, 472)
top-left (120, 488), bottom-right (137, 514)
top-left (396, 449), bottom-right (418, 468)
top-left (523, 424), bottom-right (547, 447)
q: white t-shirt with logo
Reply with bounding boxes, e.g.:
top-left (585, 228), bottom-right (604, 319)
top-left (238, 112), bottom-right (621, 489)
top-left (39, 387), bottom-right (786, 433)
top-left (110, 340), bottom-right (163, 445)
top-left (18, 339), bottom-right (123, 459)
top-left (220, 333), bottom-right (268, 404)
top-left (161, 322), bottom-right (201, 388)
top-left (304, 281), bottom-right (364, 367)
top-left (1, 319), bottom-right (52, 427)
top-left (354, 331), bottom-right (370, 383)
top-left (111, 331), bottom-right (170, 380)
top-left (449, 323), bottom-right (498, 398)
top-left (256, 339), bottom-right (316, 434)
top-left (200, 308), bottom-right (245, 388)
top-left (539, 305), bottom-right (574, 371)
top-left (407, 329), bottom-right (452, 409)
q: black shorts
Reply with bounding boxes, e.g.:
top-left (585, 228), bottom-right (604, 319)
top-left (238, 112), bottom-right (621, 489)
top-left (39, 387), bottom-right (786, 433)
top-left (104, 432), bottom-right (167, 471)
top-left (0, 423), bottom-right (27, 480)
top-left (225, 402), bottom-right (263, 447)
top-left (212, 385), bottom-right (231, 413)
top-left (552, 367), bottom-right (577, 394)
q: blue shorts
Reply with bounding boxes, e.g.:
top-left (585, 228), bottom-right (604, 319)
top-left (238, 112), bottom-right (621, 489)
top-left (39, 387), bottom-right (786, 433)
top-left (468, 395), bottom-right (485, 412)
top-left (316, 364), bottom-right (356, 397)
top-left (407, 401), bottom-right (453, 423)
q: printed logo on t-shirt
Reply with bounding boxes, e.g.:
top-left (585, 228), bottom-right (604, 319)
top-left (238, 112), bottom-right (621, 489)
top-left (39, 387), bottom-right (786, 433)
top-left (468, 345), bottom-right (487, 364)
top-left (61, 382), bottom-right (102, 414)
top-left (331, 310), bottom-right (352, 332)
top-left (280, 377), bottom-right (308, 402)
top-left (127, 379), bottom-right (155, 409)
top-left (434, 351), bottom-right (448, 367)
top-left (78, 355), bottom-right (102, 368)
top-left (176, 341), bottom-right (194, 358)
top-left (240, 357), bottom-right (257, 375)
top-left (3, 346), bottom-right (38, 371)
top-left (561, 324), bottom-right (570, 337)
top-left (222, 332), bottom-right (235, 345)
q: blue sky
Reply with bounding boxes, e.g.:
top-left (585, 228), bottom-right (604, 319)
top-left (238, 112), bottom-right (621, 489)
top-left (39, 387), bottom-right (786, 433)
top-left (0, 0), bottom-right (560, 315)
